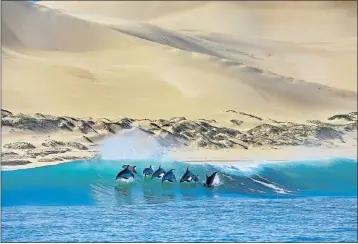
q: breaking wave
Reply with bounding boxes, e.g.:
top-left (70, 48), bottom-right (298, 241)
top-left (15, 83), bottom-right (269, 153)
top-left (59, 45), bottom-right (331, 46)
top-left (2, 157), bottom-right (356, 206)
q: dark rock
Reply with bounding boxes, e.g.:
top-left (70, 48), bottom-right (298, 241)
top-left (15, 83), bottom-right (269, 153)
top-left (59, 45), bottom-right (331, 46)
top-left (2, 116), bottom-right (60, 131)
top-left (230, 119), bottom-right (243, 126)
top-left (157, 119), bottom-right (171, 127)
top-left (2, 160), bottom-right (32, 166)
top-left (197, 139), bottom-right (208, 147)
top-left (115, 119), bottom-right (132, 129)
top-left (42, 140), bottom-right (65, 147)
top-left (206, 130), bottom-right (218, 140)
top-left (26, 148), bottom-right (70, 158)
top-left (138, 127), bottom-right (155, 135)
top-left (102, 122), bottom-right (116, 134)
top-left (226, 110), bottom-right (238, 113)
top-left (66, 142), bottom-right (88, 150)
top-left (328, 114), bottom-right (353, 121)
top-left (1, 109), bottom-right (13, 117)
top-left (83, 136), bottom-right (94, 143)
top-left (86, 120), bottom-right (95, 126)
top-left (172, 121), bottom-right (197, 133)
top-left (198, 119), bottom-right (217, 123)
top-left (58, 117), bottom-right (76, 127)
top-left (79, 120), bottom-right (98, 134)
top-left (170, 117), bottom-right (186, 123)
top-left (344, 122), bottom-right (358, 132)
top-left (1, 152), bottom-right (20, 160)
top-left (181, 131), bottom-right (196, 138)
top-left (37, 157), bottom-right (65, 162)
top-left (34, 113), bottom-right (46, 119)
top-left (217, 127), bottom-right (240, 137)
top-left (58, 121), bottom-right (73, 132)
top-left (157, 129), bottom-right (187, 147)
top-left (239, 112), bottom-right (262, 121)
top-left (315, 127), bottom-right (343, 141)
top-left (121, 117), bottom-right (135, 123)
top-left (149, 123), bottom-right (161, 130)
top-left (215, 134), bottom-right (228, 141)
top-left (248, 124), bottom-right (284, 136)
top-left (4, 142), bottom-right (36, 149)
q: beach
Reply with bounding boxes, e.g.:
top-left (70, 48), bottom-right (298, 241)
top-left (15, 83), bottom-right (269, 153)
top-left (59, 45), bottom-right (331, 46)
top-left (2, 109), bottom-right (357, 170)
top-left (1, 2), bottom-right (357, 242)
top-left (2, 1), bottom-right (357, 169)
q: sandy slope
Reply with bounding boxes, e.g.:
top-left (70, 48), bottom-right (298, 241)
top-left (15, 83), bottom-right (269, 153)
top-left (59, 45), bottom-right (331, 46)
top-left (3, 1), bottom-right (357, 120)
top-left (150, 2), bottom-right (357, 41)
top-left (2, 2), bottom-right (130, 52)
top-left (1, 1), bottom-right (357, 167)
top-left (38, 1), bottom-right (357, 90)
top-left (35, 1), bottom-right (206, 20)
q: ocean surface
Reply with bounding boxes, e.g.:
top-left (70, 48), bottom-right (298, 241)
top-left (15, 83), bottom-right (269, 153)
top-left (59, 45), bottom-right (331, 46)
top-left (1, 157), bottom-right (357, 242)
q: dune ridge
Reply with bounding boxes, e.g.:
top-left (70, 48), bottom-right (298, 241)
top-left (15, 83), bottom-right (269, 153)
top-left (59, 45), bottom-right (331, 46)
top-left (2, 1), bottom-right (357, 167)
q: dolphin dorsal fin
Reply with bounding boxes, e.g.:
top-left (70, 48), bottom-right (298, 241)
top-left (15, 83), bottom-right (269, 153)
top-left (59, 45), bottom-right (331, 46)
top-left (149, 165), bottom-right (152, 168)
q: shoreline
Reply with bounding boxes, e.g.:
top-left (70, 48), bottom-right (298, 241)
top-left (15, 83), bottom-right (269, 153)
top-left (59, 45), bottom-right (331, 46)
top-left (3, 154), bottom-right (357, 171)
top-left (2, 110), bottom-right (357, 170)
top-left (2, 141), bottom-right (357, 172)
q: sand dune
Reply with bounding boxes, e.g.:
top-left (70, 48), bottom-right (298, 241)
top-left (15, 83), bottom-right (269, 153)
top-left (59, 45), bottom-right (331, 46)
top-left (2, 1), bottom-right (129, 52)
top-left (37, 1), bottom-right (206, 20)
top-left (150, 1), bottom-right (357, 41)
top-left (2, 1), bottom-right (357, 122)
top-left (38, 1), bottom-right (357, 91)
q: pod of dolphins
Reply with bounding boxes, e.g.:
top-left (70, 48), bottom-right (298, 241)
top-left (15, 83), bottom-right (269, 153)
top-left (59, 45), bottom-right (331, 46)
top-left (115, 164), bottom-right (218, 187)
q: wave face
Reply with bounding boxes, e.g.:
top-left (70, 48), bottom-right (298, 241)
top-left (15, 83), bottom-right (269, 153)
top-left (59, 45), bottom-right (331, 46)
top-left (2, 158), bottom-right (357, 206)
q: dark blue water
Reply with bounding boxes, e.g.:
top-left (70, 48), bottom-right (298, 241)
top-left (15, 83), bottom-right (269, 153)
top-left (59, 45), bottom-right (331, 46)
top-left (2, 158), bottom-right (357, 242)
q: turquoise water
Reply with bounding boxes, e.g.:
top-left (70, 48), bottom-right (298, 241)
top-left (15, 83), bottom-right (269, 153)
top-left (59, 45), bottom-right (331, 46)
top-left (2, 158), bottom-right (357, 242)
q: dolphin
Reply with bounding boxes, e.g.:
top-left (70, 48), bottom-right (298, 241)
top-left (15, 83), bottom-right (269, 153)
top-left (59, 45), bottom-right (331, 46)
top-left (180, 166), bottom-right (193, 183)
top-left (151, 165), bottom-right (166, 179)
top-left (142, 165), bottom-right (154, 177)
top-left (122, 165), bottom-right (137, 174)
top-left (116, 165), bottom-right (135, 180)
top-left (203, 172), bottom-right (217, 187)
top-left (190, 174), bottom-right (199, 182)
top-left (162, 169), bottom-right (176, 183)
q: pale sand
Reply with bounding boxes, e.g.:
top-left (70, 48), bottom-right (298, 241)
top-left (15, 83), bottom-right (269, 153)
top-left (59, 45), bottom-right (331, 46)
top-left (2, 110), bottom-right (357, 170)
top-left (1, 2), bottom-right (357, 169)
top-left (2, 126), bottom-right (357, 171)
